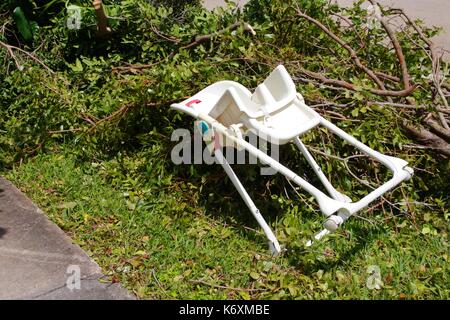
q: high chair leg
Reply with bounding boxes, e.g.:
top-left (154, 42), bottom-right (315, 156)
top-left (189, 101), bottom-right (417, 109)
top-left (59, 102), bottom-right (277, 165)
top-left (294, 137), bottom-right (350, 202)
top-left (294, 136), bottom-right (352, 246)
top-left (214, 149), bottom-right (282, 256)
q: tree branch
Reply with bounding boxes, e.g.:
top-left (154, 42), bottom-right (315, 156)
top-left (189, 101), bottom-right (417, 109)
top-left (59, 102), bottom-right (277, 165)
top-left (295, 6), bottom-right (387, 92)
top-left (424, 115), bottom-right (450, 142)
top-left (368, 0), bottom-right (411, 90)
top-left (181, 22), bottom-right (256, 50)
top-left (92, 0), bottom-right (111, 37)
top-left (396, 8), bottom-right (450, 130)
top-left (0, 40), bottom-right (54, 73)
top-left (403, 122), bottom-right (450, 156)
top-left (297, 68), bottom-right (416, 97)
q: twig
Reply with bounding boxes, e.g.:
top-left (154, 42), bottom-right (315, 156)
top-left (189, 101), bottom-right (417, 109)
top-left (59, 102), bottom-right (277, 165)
top-left (47, 128), bottom-right (83, 134)
top-left (150, 25), bottom-right (181, 44)
top-left (308, 102), bottom-right (349, 108)
top-left (152, 269), bottom-right (170, 298)
top-left (375, 71), bottom-right (400, 83)
top-left (0, 40), bottom-right (54, 73)
top-left (113, 21), bottom-right (256, 72)
top-left (88, 104), bottom-right (132, 131)
top-left (285, 177), bottom-right (317, 213)
top-left (367, 101), bottom-right (450, 113)
top-left (331, 12), bottom-right (353, 27)
top-left (307, 146), bottom-right (368, 162)
top-left (180, 22), bottom-right (256, 50)
top-left (315, 108), bottom-right (348, 120)
top-left (295, 6), bottom-right (387, 92)
top-left (112, 59), bottom-right (166, 72)
top-left (368, 0), bottom-right (411, 90)
top-left (297, 68), bottom-right (416, 97)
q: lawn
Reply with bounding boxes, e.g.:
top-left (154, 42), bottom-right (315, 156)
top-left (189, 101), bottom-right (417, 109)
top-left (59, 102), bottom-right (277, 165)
top-left (5, 147), bottom-right (448, 299)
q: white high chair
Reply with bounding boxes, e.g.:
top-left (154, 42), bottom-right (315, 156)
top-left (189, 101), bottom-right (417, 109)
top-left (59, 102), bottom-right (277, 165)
top-left (171, 65), bottom-right (413, 255)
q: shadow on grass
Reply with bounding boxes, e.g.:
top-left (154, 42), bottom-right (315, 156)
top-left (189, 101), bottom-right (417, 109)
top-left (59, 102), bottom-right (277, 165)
top-left (288, 225), bottom-right (387, 275)
top-left (67, 105), bottom-right (388, 272)
top-left (178, 148), bottom-right (386, 272)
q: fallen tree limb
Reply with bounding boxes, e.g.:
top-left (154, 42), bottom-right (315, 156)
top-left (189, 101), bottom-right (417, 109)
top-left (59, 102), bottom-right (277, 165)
top-left (403, 122), bottom-right (450, 156)
top-left (295, 6), bottom-right (387, 92)
top-left (297, 68), bottom-right (416, 97)
top-left (396, 8), bottom-right (450, 130)
top-left (424, 116), bottom-right (450, 142)
top-left (368, 0), bottom-right (411, 90)
top-left (290, 3), bottom-right (449, 156)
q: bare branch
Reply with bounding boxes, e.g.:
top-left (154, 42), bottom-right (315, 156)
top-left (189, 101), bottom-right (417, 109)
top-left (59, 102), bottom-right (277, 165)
top-left (396, 9), bottom-right (450, 130)
top-left (368, 0), bottom-right (411, 90)
top-left (424, 115), bottom-right (450, 142)
top-left (92, 0), bottom-right (111, 37)
top-left (297, 68), bottom-right (416, 97)
top-left (0, 40), bottom-right (54, 73)
top-left (403, 122), bottom-right (450, 157)
top-left (295, 6), bottom-right (387, 91)
top-left (367, 101), bottom-right (450, 113)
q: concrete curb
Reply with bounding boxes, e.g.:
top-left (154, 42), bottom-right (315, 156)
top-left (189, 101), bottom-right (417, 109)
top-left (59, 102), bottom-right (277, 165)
top-left (0, 177), bottom-right (135, 300)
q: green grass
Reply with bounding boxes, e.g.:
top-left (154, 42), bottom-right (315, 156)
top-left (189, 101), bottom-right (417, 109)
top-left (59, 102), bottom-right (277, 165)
top-left (4, 149), bottom-right (449, 299)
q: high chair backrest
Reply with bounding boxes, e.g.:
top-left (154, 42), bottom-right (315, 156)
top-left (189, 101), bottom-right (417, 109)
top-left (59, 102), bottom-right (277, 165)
top-left (251, 65), bottom-right (297, 114)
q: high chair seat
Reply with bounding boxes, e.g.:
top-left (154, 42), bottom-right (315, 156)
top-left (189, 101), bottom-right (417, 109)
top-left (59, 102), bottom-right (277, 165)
top-left (172, 66), bottom-right (321, 144)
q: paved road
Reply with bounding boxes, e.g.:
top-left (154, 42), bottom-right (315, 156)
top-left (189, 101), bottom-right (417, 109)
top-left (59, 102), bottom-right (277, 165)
top-left (0, 178), bottom-right (134, 299)
top-left (203, 0), bottom-right (450, 55)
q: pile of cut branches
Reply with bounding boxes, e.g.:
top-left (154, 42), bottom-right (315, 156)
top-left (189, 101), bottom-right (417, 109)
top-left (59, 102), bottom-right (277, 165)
top-left (0, 0), bottom-right (448, 210)
top-left (296, 1), bottom-right (449, 156)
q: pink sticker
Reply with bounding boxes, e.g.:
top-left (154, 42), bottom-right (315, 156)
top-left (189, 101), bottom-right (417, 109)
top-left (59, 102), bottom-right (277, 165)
top-left (186, 99), bottom-right (201, 107)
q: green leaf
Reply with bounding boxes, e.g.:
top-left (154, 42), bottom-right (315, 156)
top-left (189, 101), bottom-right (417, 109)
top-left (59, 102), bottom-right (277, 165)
top-left (249, 271), bottom-right (260, 280)
top-left (58, 201), bottom-right (77, 209)
top-left (239, 291), bottom-right (251, 300)
top-left (69, 59), bottom-right (83, 72)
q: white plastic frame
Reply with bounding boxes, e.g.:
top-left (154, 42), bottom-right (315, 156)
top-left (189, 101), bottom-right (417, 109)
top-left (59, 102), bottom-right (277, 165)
top-left (170, 66), bottom-right (413, 255)
top-left (171, 103), bottom-right (413, 255)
